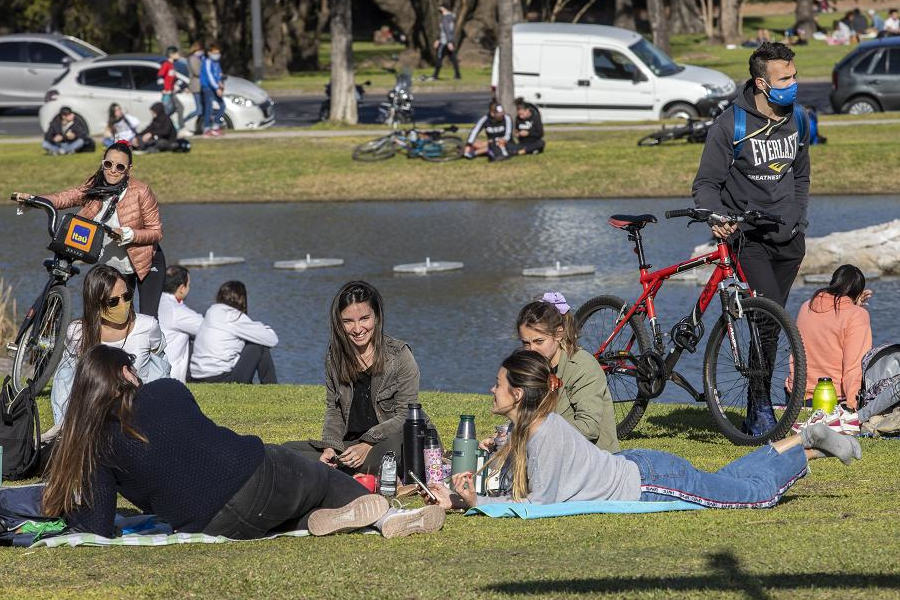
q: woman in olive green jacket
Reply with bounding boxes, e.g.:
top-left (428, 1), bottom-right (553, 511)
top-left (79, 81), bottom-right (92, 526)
top-left (513, 293), bottom-right (619, 452)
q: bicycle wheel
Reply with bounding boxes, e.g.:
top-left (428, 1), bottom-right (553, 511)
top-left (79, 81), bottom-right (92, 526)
top-left (352, 136), bottom-right (396, 161)
top-left (637, 128), bottom-right (681, 147)
top-left (420, 135), bottom-right (463, 162)
top-left (575, 295), bottom-right (653, 439)
top-left (703, 296), bottom-right (806, 445)
top-left (12, 285), bottom-right (71, 394)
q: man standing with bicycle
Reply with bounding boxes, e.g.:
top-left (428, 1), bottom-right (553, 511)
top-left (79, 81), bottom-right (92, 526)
top-left (692, 42), bottom-right (810, 435)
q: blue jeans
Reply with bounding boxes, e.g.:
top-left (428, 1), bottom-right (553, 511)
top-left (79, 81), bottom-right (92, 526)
top-left (620, 445), bottom-right (808, 508)
top-left (42, 139), bottom-right (84, 154)
top-left (202, 87), bottom-right (225, 130)
top-left (183, 91), bottom-right (203, 123)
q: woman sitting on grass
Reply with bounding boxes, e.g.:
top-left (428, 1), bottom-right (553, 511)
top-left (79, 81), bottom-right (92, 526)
top-left (286, 281), bottom-right (437, 474)
top-left (43, 345), bottom-right (444, 539)
top-left (428, 350), bottom-right (861, 510)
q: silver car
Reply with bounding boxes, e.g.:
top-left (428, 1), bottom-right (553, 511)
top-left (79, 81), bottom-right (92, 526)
top-left (0, 33), bottom-right (105, 108)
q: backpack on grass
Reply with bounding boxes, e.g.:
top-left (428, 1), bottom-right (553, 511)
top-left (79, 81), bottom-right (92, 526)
top-left (0, 376), bottom-right (41, 481)
top-left (858, 343), bottom-right (900, 415)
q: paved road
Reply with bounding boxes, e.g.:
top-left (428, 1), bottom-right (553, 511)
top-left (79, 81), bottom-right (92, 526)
top-left (0, 82), bottom-right (836, 137)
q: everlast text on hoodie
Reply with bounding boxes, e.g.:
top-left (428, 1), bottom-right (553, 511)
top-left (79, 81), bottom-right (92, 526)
top-left (692, 80), bottom-right (810, 244)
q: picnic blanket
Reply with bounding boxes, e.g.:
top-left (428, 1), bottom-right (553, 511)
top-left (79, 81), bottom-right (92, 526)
top-left (465, 500), bottom-right (706, 519)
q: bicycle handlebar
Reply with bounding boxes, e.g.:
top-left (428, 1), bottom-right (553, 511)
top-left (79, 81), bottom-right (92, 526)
top-left (13, 194), bottom-right (120, 241)
top-left (665, 207), bottom-right (785, 226)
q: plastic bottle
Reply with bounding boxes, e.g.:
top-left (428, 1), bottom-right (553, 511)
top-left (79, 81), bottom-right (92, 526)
top-left (474, 449), bottom-right (487, 495)
top-left (451, 415), bottom-right (478, 476)
top-left (378, 451), bottom-right (397, 498)
top-left (402, 403), bottom-right (427, 485)
top-left (812, 377), bottom-right (838, 413)
top-left (423, 427), bottom-right (443, 486)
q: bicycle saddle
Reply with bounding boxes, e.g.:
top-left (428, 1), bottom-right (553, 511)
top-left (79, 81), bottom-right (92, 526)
top-left (608, 214), bottom-right (658, 231)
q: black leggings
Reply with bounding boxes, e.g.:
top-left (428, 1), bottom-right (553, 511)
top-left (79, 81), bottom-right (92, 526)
top-left (127, 244), bottom-right (165, 318)
top-left (191, 342), bottom-right (278, 384)
top-left (203, 444), bottom-right (368, 539)
top-left (433, 43), bottom-right (460, 79)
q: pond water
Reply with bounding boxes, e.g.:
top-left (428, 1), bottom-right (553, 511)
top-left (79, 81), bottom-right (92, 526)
top-left (2, 196), bottom-right (898, 399)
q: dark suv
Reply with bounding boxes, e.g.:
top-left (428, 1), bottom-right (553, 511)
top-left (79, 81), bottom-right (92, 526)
top-left (830, 37), bottom-right (900, 114)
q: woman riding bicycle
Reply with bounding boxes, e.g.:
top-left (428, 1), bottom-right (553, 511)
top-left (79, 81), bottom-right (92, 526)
top-left (12, 140), bottom-right (166, 317)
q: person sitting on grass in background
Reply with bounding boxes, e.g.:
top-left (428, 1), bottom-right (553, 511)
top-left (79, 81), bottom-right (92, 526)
top-left (43, 345), bottom-right (445, 539)
top-left (885, 9), bottom-right (900, 35)
top-left (102, 103), bottom-right (140, 148)
top-left (45, 265), bottom-right (169, 442)
top-left (464, 101), bottom-right (513, 160)
top-left (135, 102), bottom-right (179, 153)
top-left (501, 293), bottom-right (618, 452)
top-left (158, 266), bottom-right (203, 383)
top-left (42, 106), bottom-right (90, 155)
top-left (285, 281), bottom-right (438, 475)
top-left (190, 281), bottom-right (278, 384)
top-left (427, 350), bottom-right (861, 510)
top-left (506, 97), bottom-right (545, 156)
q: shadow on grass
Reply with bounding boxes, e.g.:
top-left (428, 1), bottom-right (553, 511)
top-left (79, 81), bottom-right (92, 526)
top-left (630, 407), bottom-right (723, 443)
top-left (482, 551), bottom-right (900, 598)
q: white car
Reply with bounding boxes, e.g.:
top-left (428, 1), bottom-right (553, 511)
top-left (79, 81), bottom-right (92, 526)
top-left (492, 23), bottom-right (737, 123)
top-left (39, 54), bottom-right (275, 135)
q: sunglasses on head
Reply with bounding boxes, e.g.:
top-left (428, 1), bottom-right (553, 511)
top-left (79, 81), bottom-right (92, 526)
top-left (104, 289), bottom-right (134, 308)
top-left (102, 159), bottom-right (128, 173)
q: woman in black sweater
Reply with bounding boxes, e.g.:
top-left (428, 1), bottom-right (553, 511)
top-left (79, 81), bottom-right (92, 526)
top-left (42, 345), bottom-right (443, 539)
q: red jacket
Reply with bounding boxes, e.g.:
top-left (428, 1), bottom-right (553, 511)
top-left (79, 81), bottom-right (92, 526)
top-left (157, 61), bottom-right (176, 93)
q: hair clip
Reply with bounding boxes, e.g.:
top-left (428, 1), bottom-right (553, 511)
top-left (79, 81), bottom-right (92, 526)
top-left (548, 373), bottom-right (562, 392)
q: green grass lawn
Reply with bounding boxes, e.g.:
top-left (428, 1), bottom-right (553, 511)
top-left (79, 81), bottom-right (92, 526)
top-left (2, 385), bottom-right (897, 599)
top-left (3, 115), bottom-right (899, 202)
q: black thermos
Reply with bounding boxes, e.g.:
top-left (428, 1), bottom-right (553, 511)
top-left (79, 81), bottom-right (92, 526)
top-left (402, 402), bottom-right (427, 484)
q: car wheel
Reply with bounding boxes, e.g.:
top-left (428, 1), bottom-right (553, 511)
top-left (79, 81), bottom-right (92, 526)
top-left (222, 113), bottom-right (234, 129)
top-left (841, 96), bottom-right (880, 115)
top-left (662, 102), bottom-right (699, 120)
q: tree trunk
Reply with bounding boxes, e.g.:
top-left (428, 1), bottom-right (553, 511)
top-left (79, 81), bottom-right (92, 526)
top-left (573, 0), bottom-right (598, 23)
top-left (701, 0), bottom-right (717, 42)
top-left (414, 0), bottom-right (441, 63)
top-left (512, 0), bottom-right (524, 22)
top-left (719, 0), bottom-right (741, 46)
top-left (140, 0), bottom-right (180, 51)
top-left (670, 0), bottom-right (705, 35)
top-left (795, 0), bottom-right (815, 41)
top-left (373, 0), bottom-right (417, 43)
top-left (463, 0), bottom-right (498, 53)
top-left (329, 0), bottom-right (357, 124)
top-left (614, 0), bottom-right (635, 30)
top-left (287, 0), bottom-right (320, 71)
top-left (263, 0), bottom-right (289, 78)
top-left (497, 0), bottom-right (515, 109)
top-left (647, 0), bottom-right (669, 54)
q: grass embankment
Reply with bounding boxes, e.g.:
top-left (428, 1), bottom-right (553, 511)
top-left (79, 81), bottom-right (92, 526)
top-left (2, 117), bottom-right (898, 202)
top-left (2, 385), bottom-right (897, 599)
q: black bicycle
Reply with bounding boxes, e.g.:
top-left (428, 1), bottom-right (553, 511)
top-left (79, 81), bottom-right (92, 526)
top-left (637, 117), bottom-right (714, 147)
top-left (7, 195), bottom-right (117, 394)
top-left (352, 125), bottom-right (463, 162)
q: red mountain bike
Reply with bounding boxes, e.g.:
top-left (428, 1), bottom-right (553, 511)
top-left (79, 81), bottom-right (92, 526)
top-left (575, 208), bottom-right (806, 445)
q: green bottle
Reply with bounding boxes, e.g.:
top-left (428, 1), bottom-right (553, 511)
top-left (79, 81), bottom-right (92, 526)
top-left (812, 377), bottom-right (838, 413)
top-left (451, 415), bottom-right (478, 477)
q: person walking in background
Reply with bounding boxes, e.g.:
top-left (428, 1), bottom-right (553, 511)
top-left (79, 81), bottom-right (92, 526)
top-left (431, 4), bottom-right (461, 80)
top-left (102, 103), bottom-right (140, 147)
top-left (157, 46), bottom-right (180, 123)
top-left (190, 281), bottom-right (278, 384)
top-left (158, 266), bottom-right (203, 383)
top-left (201, 44), bottom-right (225, 137)
top-left (183, 42), bottom-right (205, 128)
top-left (42, 106), bottom-right (90, 155)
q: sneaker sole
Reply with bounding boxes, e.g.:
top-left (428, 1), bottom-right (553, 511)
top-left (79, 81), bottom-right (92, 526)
top-left (307, 494), bottom-right (389, 536)
top-left (381, 505), bottom-right (446, 539)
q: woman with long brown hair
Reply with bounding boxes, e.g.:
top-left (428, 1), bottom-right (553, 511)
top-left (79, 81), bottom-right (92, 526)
top-left (44, 345), bottom-right (442, 539)
top-left (428, 350), bottom-right (862, 510)
top-left (46, 264), bottom-right (168, 441)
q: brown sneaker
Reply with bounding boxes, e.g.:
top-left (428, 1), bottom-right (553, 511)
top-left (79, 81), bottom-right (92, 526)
top-left (307, 494), bottom-right (389, 536)
top-left (379, 505), bottom-right (446, 539)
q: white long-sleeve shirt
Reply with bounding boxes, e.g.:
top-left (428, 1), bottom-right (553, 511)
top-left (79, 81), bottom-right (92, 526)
top-left (189, 303), bottom-right (278, 379)
top-left (157, 293), bottom-right (204, 382)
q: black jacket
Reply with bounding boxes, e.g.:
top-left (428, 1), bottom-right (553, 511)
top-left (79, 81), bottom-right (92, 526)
top-left (515, 104), bottom-right (543, 140)
top-left (140, 103), bottom-right (177, 141)
top-left (692, 80), bottom-right (810, 243)
top-left (44, 114), bottom-right (89, 143)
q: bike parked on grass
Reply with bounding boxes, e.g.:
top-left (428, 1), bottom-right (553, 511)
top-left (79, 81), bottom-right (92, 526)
top-left (352, 125), bottom-right (463, 162)
top-left (575, 208), bottom-right (807, 445)
top-left (637, 117), bottom-right (714, 146)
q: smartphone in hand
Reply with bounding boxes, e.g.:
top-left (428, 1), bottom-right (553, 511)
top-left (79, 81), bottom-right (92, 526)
top-left (408, 471), bottom-right (438, 502)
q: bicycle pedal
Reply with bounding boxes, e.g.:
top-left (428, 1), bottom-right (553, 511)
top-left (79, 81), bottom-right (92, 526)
top-left (5, 342), bottom-right (17, 357)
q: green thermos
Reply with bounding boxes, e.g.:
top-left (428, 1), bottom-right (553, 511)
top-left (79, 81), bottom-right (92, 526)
top-left (812, 377), bottom-right (838, 413)
top-left (451, 415), bottom-right (478, 476)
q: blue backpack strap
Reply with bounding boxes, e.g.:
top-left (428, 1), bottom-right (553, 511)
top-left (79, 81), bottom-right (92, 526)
top-left (732, 105), bottom-right (746, 160)
top-left (793, 103), bottom-right (807, 146)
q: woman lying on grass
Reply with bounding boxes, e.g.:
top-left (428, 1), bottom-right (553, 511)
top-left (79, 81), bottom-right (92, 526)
top-left (428, 350), bottom-right (862, 510)
top-left (43, 345), bottom-right (444, 539)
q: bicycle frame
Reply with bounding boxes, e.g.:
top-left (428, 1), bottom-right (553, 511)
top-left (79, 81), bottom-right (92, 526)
top-left (597, 228), bottom-right (753, 401)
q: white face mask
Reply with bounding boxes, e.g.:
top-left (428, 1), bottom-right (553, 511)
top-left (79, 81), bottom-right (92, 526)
top-left (209, 53), bottom-right (221, 61)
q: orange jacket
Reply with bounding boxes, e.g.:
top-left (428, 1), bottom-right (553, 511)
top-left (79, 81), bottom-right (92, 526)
top-left (45, 178), bottom-right (162, 280)
top-left (792, 294), bottom-right (872, 404)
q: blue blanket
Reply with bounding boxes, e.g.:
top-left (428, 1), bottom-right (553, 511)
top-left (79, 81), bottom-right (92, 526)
top-left (465, 500), bottom-right (706, 519)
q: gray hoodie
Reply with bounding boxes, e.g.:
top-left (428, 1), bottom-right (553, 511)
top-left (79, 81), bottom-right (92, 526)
top-left (692, 80), bottom-right (810, 243)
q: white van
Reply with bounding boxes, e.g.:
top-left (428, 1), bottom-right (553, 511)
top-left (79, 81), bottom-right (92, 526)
top-left (492, 23), bottom-right (737, 123)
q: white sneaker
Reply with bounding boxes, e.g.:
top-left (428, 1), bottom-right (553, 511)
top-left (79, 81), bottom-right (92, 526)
top-left (792, 409), bottom-right (827, 434)
top-left (307, 494), bottom-right (389, 536)
top-left (378, 505), bottom-right (446, 539)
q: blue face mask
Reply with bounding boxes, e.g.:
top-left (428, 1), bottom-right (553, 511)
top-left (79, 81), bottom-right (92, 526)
top-left (762, 80), bottom-right (798, 107)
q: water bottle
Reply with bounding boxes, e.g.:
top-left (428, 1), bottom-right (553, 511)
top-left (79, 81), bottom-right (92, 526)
top-left (402, 403), bottom-right (427, 485)
top-left (423, 427), bottom-right (443, 486)
top-left (451, 415), bottom-right (478, 476)
top-left (378, 451), bottom-right (397, 498)
top-left (812, 377), bottom-right (838, 413)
